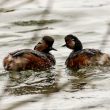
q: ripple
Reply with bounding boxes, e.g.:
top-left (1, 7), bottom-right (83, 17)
top-left (12, 19), bottom-right (61, 26)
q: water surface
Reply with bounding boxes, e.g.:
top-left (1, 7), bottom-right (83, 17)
top-left (0, 0), bottom-right (110, 110)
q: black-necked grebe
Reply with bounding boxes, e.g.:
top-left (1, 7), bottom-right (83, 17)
top-left (3, 36), bottom-right (56, 71)
top-left (63, 34), bottom-right (110, 69)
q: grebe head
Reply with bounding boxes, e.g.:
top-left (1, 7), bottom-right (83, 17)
top-left (63, 34), bottom-right (83, 52)
top-left (34, 36), bottom-right (57, 53)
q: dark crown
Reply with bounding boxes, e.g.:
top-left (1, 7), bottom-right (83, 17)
top-left (65, 34), bottom-right (78, 41)
top-left (43, 36), bottom-right (54, 47)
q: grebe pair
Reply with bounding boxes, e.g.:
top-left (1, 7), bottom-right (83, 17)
top-left (3, 35), bottom-right (110, 71)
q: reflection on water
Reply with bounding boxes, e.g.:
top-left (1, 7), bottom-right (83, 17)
top-left (1, 0), bottom-right (110, 110)
top-left (65, 66), bottom-right (110, 92)
top-left (12, 19), bottom-right (61, 26)
top-left (5, 69), bottom-right (59, 95)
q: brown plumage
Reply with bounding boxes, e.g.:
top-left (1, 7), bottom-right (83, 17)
top-left (3, 36), bottom-right (56, 71)
top-left (63, 34), bottom-right (110, 69)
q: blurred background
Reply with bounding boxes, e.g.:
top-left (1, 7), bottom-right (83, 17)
top-left (0, 0), bottom-right (110, 110)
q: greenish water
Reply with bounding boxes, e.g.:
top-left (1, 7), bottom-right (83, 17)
top-left (1, 0), bottom-right (110, 110)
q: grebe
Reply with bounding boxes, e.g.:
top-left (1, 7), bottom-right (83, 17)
top-left (63, 34), bottom-right (110, 69)
top-left (3, 36), bottom-right (56, 71)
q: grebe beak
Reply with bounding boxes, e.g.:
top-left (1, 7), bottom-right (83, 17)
top-left (62, 44), bottom-right (66, 47)
top-left (50, 47), bottom-right (57, 51)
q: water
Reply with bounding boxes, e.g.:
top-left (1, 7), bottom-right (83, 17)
top-left (0, 0), bottom-right (110, 110)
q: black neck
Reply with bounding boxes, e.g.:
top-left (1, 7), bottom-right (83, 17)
top-left (42, 48), bottom-right (51, 53)
top-left (73, 40), bottom-right (83, 52)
